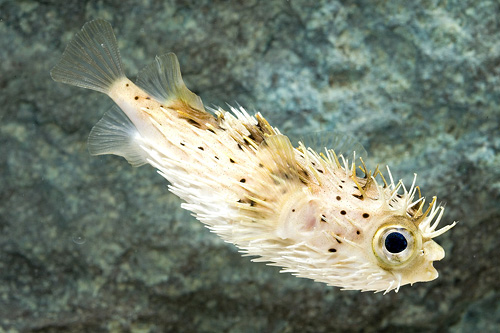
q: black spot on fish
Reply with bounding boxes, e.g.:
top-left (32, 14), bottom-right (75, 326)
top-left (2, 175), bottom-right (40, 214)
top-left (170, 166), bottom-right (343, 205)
top-left (146, 96), bottom-right (151, 100)
top-left (356, 230), bottom-right (361, 235)
top-left (328, 248), bottom-right (337, 253)
top-left (214, 156), bottom-right (219, 160)
top-left (240, 178), bottom-right (246, 183)
top-left (230, 158), bottom-right (236, 163)
top-left (198, 146), bottom-right (204, 151)
top-left (134, 96), bottom-right (139, 100)
top-left (126, 83), bottom-right (129, 87)
top-left (180, 142), bottom-right (185, 146)
top-left (340, 210), bottom-right (346, 215)
top-left (336, 196), bottom-right (341, 201)
top-left (238, 143), bottom-right (243, 150)
top-left (292, 209), bottom-right (295, 212)
top-left (363, 213), bottom-right (369, 218)
top-left (352, 194), bottom-right (363, 200)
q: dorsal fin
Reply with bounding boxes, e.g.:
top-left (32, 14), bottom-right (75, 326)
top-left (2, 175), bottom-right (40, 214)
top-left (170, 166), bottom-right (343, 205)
top-left (136, 53), bottom-right (203, 109)
top-left (136, 53), bottom-right (216, 128)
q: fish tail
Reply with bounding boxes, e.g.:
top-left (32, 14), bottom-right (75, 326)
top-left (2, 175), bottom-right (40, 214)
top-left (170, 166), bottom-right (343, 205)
top-left (50, 19), bottom-right (125, 94)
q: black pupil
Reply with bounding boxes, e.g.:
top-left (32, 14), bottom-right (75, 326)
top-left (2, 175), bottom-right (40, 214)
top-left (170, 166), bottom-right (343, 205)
top-left (385, 232), bottom-right (408, 253)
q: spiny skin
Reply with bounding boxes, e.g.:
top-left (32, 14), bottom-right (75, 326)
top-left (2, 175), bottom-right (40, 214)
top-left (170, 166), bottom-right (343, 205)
top-left (51, 19), bottom-right (456, 293)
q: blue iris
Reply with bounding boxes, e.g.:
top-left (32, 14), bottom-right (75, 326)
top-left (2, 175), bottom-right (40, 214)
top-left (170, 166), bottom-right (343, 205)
top-left (385, 232), bottom-right (408, 253)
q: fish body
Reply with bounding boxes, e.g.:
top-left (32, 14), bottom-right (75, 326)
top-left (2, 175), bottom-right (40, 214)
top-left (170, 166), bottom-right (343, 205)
top-left (51, 20), bottom-right (455, 293)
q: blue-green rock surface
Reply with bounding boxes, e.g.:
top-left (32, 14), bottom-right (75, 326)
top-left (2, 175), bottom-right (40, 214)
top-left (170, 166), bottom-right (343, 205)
top-left (0, 0), bottom-right (499, 332)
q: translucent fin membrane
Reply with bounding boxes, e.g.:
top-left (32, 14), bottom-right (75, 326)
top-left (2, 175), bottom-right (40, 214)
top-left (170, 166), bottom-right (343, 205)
top-left (50, 19), bottom-right (124, 93)
top-left (296, 132), bottom-right (368, 163)
top-left (136, 53), bottom-right (204, 111)
top-left (88, 106), bottom-right (148, 167)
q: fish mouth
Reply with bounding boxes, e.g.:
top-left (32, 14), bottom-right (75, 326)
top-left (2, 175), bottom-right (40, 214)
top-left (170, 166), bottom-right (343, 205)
top-left (423, 240), bottom-right (445, 262)
top-left (398, 240), bottom-right (444, 286)
top-left (421, 240), bottom-right (445, 282)
top-left (412, 241), bottom-right (445, 283)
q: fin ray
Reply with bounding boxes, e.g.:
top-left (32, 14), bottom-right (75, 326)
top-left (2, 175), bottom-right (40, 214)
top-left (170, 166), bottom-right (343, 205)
top-left (296, 131), bottom-right (368, 162)
top-left (136, 53), bottom-right (204, 110)
top-left (50, 19), bottom-right (125, 93)
top-left (88, 106), bottom-right (148, 167)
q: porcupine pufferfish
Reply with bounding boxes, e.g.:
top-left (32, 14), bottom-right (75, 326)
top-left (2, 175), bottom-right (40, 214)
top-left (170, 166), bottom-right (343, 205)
top-left (51, 19), bottom-right (456, 293)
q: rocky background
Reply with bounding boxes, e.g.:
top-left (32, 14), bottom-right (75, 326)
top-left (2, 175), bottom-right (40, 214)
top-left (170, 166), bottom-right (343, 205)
top-left (1, 0), bottom-right (499, 332)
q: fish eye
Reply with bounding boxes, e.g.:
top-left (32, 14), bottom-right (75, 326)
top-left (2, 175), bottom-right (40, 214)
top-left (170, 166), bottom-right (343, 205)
top-left (385, 232), bottom-right (408, 253)
top-left (372, 225), bottom-right (419, 267)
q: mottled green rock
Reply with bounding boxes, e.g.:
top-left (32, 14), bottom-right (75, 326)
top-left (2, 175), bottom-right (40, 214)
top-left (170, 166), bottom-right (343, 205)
top-left (1, 0), bottom-right (499, 332)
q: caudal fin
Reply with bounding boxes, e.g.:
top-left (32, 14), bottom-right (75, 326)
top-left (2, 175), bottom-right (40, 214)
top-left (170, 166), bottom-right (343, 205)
top-left (50, 19), bottom-right (125, 94)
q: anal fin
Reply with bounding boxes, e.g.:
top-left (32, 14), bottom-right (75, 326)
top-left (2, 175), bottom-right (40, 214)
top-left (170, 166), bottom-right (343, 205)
top-left (88, 106), bottom-right (148, 167)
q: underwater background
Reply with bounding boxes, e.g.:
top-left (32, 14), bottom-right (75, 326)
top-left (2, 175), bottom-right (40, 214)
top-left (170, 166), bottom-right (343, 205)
top-left (1, 0), bottom-right (499, 332)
